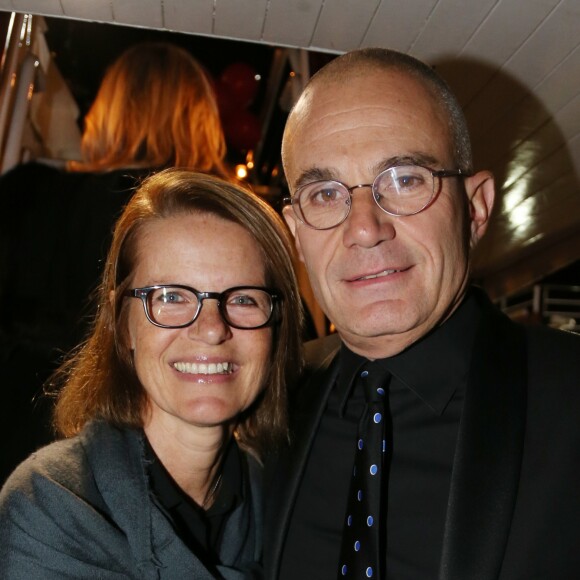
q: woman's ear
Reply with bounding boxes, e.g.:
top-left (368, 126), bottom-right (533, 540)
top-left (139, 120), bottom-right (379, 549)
top-left (464, 170), bottom-right (495, 249)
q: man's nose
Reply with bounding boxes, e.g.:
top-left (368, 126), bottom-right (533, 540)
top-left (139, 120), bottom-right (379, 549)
top-left (342, 185), bottom-right (396, 248)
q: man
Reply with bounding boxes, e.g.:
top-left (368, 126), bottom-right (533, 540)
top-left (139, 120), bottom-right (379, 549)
top-left (264, 48), bottom-right (580, 579)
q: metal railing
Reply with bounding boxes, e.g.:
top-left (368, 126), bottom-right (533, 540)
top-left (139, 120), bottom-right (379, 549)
top-left (0, 12), bottom-right (40, 174)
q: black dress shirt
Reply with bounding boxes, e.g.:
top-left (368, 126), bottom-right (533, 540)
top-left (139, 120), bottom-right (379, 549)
top-left (280, 292), bottom-right (481, 579)
top-left (145, 436), bottom-right (243, 572)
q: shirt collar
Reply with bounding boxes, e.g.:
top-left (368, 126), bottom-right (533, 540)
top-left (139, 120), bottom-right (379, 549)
top-left (144, 435), bottom-right (243, 515)
top-left (336, 289), bottom-right (481, 416)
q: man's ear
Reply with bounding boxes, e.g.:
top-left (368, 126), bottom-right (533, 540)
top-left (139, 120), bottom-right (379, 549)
top-left (282, 205), bottom-right (305, 263)
top-left (464, 170), bottom-right (495, 249)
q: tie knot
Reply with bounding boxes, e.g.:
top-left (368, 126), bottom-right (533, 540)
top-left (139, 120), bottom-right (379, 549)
top-left (358, 363), bottom-right (389, 404)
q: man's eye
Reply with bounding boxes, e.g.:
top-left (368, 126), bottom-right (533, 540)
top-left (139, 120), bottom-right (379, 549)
top-left (309, 186), bottom-right (344, 204)
top-left (395, 173), bottom-right (425, 190)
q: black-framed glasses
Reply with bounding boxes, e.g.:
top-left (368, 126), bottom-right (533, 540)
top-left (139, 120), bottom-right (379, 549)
top-left (284, 164), bottom-right (467, 230)
top-left (126, 285), bottom-right (279, 330)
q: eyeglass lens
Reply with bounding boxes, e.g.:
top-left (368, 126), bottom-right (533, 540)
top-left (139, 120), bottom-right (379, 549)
top-left (296, 165), bottom-right (437, 229)
top-left (145, 286), bottom-right (273, 329)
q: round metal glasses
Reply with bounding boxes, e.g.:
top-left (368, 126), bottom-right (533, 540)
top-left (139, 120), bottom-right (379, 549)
top-left (126, 285), bottom-right (279, 330)
top-left (284, 164), bottom-right (466, 230)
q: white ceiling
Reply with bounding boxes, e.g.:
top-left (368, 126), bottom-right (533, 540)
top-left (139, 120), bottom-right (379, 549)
top-left (1, 0), bottom-right (579, 298)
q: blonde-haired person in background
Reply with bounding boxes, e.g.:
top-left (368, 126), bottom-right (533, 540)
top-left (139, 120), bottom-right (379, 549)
top-left (69, 42), bottom-right (228, 176)
top-left (0, 42), bottom-right (229, 485)
top-left (0, 169), bottom-right (303, 578)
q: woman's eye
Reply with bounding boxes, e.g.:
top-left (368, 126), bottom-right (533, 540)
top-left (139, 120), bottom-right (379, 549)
top-left (157, 290), bottom-right (185, 304)
top-left (229, 294), bottom-right (258, 307)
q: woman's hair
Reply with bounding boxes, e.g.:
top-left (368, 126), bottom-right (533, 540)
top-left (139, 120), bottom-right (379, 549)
top-left (53, 169), bottom-right (303, 454)
top-left (68, 42), bottom-right (228, 177)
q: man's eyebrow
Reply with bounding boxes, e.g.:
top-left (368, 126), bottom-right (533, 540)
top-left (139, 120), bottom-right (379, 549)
top-left (293, 167), bottom-right (335, 189)
top-left (372, 153), bottom-right (440, 174)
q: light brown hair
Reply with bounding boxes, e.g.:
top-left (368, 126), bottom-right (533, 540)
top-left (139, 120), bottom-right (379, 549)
top-left (53, 169), bottom-right (303, 454)
top-left (69, 42), bottom-right (228, 177)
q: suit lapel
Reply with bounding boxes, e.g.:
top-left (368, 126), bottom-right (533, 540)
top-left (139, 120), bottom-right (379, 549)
top-left (439, 296), bottom-right (527, 579)
top-left (265, 336), bottom-right (341, 579)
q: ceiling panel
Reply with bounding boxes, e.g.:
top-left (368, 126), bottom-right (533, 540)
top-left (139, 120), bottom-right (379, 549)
top-left (59, 0), bottom-right (113, 22)
top-left (262, 0), bottom-right (323, 48)
top-left (459, 0), bottom-right (561, 62)
top-left (110, 0), bottom-right (163, 29)
top-left (409, 0), bottom-right (498, 60)
top-left (162, 0), bottom-right (214, 36)
top-left (6, 0), bottom-right (62, 14)
top-left (362, 0), bottom-right (438, 53)
top-left (311, 0), bottom-right (380, 53)
top-left (213, 0), bottom-right (268, 42)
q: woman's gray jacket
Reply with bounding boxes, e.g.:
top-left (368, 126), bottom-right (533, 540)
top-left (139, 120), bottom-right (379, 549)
top-left (0, 420), bottom-right (262, 579)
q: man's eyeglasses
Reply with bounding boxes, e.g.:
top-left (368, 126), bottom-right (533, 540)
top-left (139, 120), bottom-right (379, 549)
top-left (126, 285), bottom-right (279, 330)
top-left (284, 164), bottom-right (467, 230)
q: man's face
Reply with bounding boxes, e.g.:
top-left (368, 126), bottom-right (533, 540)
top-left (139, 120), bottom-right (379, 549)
top-left (283, 69), bottom-right (492, 358)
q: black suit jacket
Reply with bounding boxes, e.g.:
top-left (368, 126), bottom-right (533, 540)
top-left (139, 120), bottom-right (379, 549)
top-left (264, 289), bottom-right (580, 579)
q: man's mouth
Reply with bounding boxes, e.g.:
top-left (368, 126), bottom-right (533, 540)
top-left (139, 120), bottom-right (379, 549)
top-left (355, 269), bottom-right (402, 281)
top-left (173, 362), bottom-right (233, 375)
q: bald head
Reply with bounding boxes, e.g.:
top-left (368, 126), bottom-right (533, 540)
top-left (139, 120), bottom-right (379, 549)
top-left (282, 47), bottom-right (472, 175)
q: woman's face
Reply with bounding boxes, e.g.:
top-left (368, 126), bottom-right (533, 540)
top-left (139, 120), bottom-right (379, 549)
top-left (126, 212), bottom-right (273, 432)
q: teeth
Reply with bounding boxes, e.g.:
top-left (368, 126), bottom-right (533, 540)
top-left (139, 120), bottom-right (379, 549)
top-left (173, 362), bottom-right (232, 375)
top-left (359, 269), bottom-right (400, 281)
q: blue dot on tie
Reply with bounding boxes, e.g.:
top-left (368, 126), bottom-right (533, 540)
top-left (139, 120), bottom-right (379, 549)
top-left (354, 540), bottom-right (361, 552)
top-left (367, 515), bottom-right (374, 526)
top-left (347, 515), bottom-right (352, 526)
top-left (377, 387), bottom-right (385, 396)
top-left (357, 489), bottom-right (363, 501)
top-left (370, 464), bottom-right (378, 475)
top-left (358, 438), bottom-right (364, 450)
top-left (366, 566), bottom-right (373, 577)
top-left (361, 370), bottom-right (369, 378)
top-left (341, 564), bottom-right (348, 576)
top-left (373, 412), bottom-right (382, 424)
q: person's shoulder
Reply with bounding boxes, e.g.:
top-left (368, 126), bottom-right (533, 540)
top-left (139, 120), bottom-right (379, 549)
top-left (304, 333), bottom-right (341, 368)
top-left (0, 160), bottom-right (64, 179)
top-left (0, 161), bottom-right (65, 194)
top-left (0, 427), bottom-right (95, 498)
top-left (525, 325), bottom-right (580, 374)
top-left (288, 334), bottom-right (341, 404)
top-left (0, 421), bottom-right (131, 496)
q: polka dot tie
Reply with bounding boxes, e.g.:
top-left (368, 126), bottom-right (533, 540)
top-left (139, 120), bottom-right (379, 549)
top-left (338, 363), bottom-right (390, 579)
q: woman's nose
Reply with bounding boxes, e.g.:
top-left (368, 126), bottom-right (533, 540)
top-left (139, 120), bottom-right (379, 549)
top-left (187, 299), bottom-right (232, 344)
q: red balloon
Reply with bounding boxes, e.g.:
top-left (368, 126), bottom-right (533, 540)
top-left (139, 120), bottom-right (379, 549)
top-left (223, 109), bottom-right (262, 151)
top-left (220, 62), bottom-right (259, 109)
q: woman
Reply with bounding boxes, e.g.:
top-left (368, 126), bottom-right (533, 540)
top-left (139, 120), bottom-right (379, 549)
top-left (0, 170), bottom-right (303, 578)
top-left (0, 42), bottom-right (229, 484)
